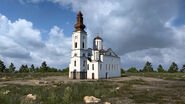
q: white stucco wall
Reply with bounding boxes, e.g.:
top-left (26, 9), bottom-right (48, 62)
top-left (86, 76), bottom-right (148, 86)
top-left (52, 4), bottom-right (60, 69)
top-left (98, 55), bottom-right (121, 79)
top-left (69, 30), bottom-right (88, 78)
top-left (69, 30), bottom-right (121, 79)
top-left (86, 55), bottom-right (121, 79)
top-left (87, 61), bottom-right (99, 79)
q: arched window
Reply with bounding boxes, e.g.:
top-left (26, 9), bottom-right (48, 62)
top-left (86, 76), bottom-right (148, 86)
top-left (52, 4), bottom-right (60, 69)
top-left (74, 53), bottom-right (77, 56)
top-left (82, 42), bottom-right (85, 48)
top-left (83, 61), bottom-right (86, 66)
top-left (92, 64), bottom-right (94, 70)
top-left (106, 64), bottom-right (107, 70)
top-left (100, 64), bottom-right (102, 70)
top-left (83, 53), bottom-right (85, 57)
top-left (87, 64), bottom-right (89, 70)
top-left (74, 61), bottom-right (76, 67)
top-left (75, 42), bottom-right (77, 48)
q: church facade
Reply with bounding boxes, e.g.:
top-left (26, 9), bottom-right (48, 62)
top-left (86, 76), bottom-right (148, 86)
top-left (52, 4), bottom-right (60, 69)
top-left (69, 11), bottom-right (121, 79)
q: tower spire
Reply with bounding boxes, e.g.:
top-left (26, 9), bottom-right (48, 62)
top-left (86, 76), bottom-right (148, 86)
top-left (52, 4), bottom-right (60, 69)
top-left (74, 11), bottom-right (86, 31)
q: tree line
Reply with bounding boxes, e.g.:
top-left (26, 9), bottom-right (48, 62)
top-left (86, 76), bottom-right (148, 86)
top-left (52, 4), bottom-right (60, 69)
top-left (0, 60), bottom-right (69, 73)
top-left (1, 59), bottom-right (185, 73)
top-left (121, 61), bottom-right (185, 73)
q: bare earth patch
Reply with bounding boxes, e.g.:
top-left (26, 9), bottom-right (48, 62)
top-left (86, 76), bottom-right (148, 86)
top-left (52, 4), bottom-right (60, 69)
top-left (1, 75), bottom-right (185, 87)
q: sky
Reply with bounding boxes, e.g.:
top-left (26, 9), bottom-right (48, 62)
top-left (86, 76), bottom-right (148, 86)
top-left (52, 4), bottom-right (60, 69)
top-left (0, 0), bottom-right (185, 70)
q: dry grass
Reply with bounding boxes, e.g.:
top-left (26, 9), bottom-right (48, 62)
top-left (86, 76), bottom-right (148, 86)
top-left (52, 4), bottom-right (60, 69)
top-left (0, 72), bottom-right (185, 104)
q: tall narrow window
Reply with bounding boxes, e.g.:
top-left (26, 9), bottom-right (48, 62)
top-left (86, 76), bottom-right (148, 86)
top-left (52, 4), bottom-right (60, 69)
top-left (74, 61), bottom-right (76, 67)
top-left (100, 64), bottom-right (102, 70)
top-left (87, 64), bottom-right (89, 70)
top-left (83, 61), bottom-right (85, 66)
top-left (83, 53), bottom-right (85, 57)
top-left (97, 42), bottom-right (99, 49)
top-left (82, 42), bottom-right (85, 48)
top-left (106, 64), bottom-right (107, 70)
top-left (75, 42), bottom-right (77, 48)
top-left (92, 64), bottom-right (94, 70)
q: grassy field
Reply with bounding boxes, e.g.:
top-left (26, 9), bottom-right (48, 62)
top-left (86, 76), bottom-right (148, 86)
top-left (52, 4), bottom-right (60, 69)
top-left (126, 72), bottom-right (185, 81)
top-left (0, 72), bottom-right (185, 104)
top-left (0, 72), bottom-right (68, 81)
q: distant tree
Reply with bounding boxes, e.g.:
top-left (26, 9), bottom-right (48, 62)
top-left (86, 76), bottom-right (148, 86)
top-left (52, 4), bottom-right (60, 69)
top-left (168, 62), bottom-right (178, 73)
top-left (9, 63), bottom-right (16, 72)
top-left (24, 65), bottom-right (29, 72)
top-left (0, 60), bottom-right (6, 73)
top-left (120, 68), bottom-right (125, 74)
top-left (180, 64), bottom-right (185, 73)
top-left (142, 61), bottom-right (154, 72)
top-left (127, 67), bottom-right (138, 73)
top-left (19, 65), bottom-right (24, 73)
top-left (157, 64), bottom-right (165, 72)
top-left (30, 64), bottom-right (35, 72)
top-left (19, 65), bottom-right (29, 73)
top-left (40, 61), bottom-right (48, 72)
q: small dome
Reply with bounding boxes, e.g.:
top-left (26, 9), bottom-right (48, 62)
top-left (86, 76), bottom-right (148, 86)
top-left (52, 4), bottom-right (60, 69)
top-left (94, 36), bottom-right (102, 40)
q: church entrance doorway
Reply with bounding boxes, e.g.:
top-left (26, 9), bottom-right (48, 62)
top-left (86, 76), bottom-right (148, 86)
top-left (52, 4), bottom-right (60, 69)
top-left (106, 72), bottom-right (108, 79)
top-left (73, 70), bottom-right (76, 79)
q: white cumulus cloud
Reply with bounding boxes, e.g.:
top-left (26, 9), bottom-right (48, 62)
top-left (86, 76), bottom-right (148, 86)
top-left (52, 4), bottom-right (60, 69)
top-left (0, 13), bottom-right (71, 69)
top-left (5, 0), bottom-right (185, 69)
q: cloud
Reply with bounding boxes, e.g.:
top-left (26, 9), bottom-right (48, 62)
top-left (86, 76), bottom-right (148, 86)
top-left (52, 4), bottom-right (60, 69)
top-left (46, 0), bottom-right (185, 69)
top-left (5, 0), bottom-right (185, 69)
top-left (0, 13), bottom-right (71, 69)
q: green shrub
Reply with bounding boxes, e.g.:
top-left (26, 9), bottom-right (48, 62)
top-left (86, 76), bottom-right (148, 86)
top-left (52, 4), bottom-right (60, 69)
top-left (127, 67), bottom-right (138, 73)
top-left (120, 68), bottom-right (125, 74)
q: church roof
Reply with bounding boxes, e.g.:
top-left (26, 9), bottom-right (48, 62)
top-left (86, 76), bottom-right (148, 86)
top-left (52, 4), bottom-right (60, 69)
top-left (94, 48), bottom-right (99, 51)
top-left (74, 11), bottom-right (86, 32)
top-left (94, 36), bottom-right (102, 40)
top-left (100, 48), bottom-right (119, 57)
top-left (100, 50), bottom-right (106, 54)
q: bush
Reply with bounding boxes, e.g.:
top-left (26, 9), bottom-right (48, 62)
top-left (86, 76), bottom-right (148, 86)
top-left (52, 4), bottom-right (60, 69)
top-left (120, 68), bottom-right (125, 74)
top-left (127, 67), bottom-right (138, 73)
top-left (60, 67), bottom-right (69, 73)
top-left (48, 67), bottom-right (58, 72)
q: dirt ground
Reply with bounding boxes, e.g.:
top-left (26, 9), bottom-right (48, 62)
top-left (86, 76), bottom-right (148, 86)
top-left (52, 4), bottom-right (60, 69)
top-left (1, 75), bottom-right (185, 88)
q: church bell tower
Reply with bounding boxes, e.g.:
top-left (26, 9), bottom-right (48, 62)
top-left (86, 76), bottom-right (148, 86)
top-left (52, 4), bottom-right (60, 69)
top-left (69, 11), bottom-right (87, 79)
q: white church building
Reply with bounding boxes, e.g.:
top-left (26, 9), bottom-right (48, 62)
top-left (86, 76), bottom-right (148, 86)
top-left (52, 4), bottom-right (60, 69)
top-left (69, 11), bottom-right (121, 79)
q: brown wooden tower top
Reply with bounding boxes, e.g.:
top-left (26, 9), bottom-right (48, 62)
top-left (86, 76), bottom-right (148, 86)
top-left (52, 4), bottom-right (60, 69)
top-left (74, 11), bottom-right (86, 31)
